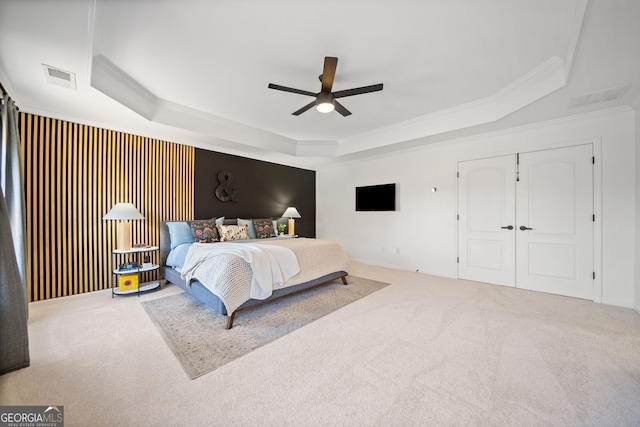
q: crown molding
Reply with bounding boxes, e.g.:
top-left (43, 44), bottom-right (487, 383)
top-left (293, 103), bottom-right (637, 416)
top-left (153, 98), bottom-right (297, 155)
top-left (295, 140), bottom-right (338, 157)
top-left (316, 105), bottom-right (632, 170)
top-left (91, 54), bottom-right (157, 119)
top-left (558, 0), bottom-right (591, 80)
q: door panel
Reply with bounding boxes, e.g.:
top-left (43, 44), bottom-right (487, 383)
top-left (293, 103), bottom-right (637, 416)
top-left (516, 145), bottom-right (594, 299)
top-left (528, 244), bottom-right (577, 280)
top-left (458, 155), bottom-right (516, 287)
top-left (467, 239), bottom-right (505, 270)
top-left (458, 144), bottom-right (594, 300)
top-left (528, 160), bottom-right (577, 236)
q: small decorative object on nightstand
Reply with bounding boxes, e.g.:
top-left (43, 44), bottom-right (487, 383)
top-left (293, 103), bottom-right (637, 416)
top-left (111, 246), bottom-right (160, 297)
top-left (142, 255), bottom-right (152, 269)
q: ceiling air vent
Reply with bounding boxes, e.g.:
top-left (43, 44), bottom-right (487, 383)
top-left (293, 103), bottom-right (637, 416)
top-left (42, 64), bottom-right (76, 90)
top-left (568, 84), bottom-right (631, 109)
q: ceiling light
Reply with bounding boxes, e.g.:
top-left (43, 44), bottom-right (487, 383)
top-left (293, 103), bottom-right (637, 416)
top-left (316, 102), bottom-right (334, 113)
top-left (315, 92), bottom-right (335, 113)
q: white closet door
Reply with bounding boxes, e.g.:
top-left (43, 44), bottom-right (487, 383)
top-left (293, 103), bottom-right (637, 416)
top-left (516, 145), bottom-right (594, 299)
top-left (458, 155), bottom-right (516, 287)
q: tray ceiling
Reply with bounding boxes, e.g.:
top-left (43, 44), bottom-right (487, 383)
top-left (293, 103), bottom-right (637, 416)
top-left (0, 0), bottom-right (638, 168)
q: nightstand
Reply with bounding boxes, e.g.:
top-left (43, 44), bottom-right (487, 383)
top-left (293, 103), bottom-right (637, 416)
top-left (112, 246), bottom-right (161, 297)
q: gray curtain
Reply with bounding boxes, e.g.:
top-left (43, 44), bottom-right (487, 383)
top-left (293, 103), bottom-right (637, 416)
top-left (0, 92), bottom-right (30, 375)
top-left (1, 94), bottom-right (26, 283)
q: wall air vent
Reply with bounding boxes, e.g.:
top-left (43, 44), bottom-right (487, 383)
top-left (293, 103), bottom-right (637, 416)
top-left (42, 64), bottom-right (77, 90)
top-left (568, 84), bottom-right (631, 109)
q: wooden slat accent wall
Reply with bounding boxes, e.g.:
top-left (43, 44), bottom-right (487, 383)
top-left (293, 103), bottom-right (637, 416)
top-left (19, 113), bottom-right (194, 302)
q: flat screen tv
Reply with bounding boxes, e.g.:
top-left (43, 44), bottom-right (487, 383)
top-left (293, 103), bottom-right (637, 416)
top-left (355, 183), bottom-right (396, 211)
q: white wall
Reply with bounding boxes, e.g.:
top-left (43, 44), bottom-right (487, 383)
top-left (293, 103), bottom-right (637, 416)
top-left (635, 108), bottom-right (640, 313)
top-left (317, 107), bottom-right (636, 308)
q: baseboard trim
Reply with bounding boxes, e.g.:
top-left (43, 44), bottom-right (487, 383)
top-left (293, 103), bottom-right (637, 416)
top-left (600, 298), bottom-right (634, 309)
top-left (350, 258), bottom-right (454, 279)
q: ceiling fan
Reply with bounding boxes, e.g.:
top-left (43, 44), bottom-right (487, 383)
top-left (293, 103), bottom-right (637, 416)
top-left (268, 56), bottom-right (383, 117)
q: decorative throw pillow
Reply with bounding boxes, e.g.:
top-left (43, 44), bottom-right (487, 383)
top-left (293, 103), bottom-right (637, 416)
top-left (253, 218), bottom-right (276, 239)
top-left (237, 218), bottom-right (257, 239)
top-left (189, 220), bottom-right (220, 243)
top-left (217, 224), bottom-right (249, 241)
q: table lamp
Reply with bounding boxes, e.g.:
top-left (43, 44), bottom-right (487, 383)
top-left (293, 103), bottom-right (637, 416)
top-left (282, 207), bottom-right (301, 236)
top-left (103, 203), bottom-right (144, 250)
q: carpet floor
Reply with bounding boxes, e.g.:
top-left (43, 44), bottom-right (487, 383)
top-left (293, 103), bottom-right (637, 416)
top-left (142, 276), bottom-right (389, 379)
top-left (3, 262), bottom-right (640, 426)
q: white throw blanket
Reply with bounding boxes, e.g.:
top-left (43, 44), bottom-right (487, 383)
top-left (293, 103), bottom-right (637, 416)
top-left (181, 242), bottom-right (300, 299)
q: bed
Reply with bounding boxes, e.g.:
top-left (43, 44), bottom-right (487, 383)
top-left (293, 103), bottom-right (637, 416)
top-left (159, 219), bottom-right (350, 329)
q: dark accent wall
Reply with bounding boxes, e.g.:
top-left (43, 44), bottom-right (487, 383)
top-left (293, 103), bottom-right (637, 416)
top-left (194, 149), bottom-right (316, 237)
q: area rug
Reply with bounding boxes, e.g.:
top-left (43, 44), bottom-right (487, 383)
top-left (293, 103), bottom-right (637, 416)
top-left (141, 276), bottom-right (389, 379)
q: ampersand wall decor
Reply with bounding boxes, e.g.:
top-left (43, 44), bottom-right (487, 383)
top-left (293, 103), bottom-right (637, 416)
top-left (215, 170), bottom-right (239, 202)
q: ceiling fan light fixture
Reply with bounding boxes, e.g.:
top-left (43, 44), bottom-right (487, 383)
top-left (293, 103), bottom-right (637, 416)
top-left (316, 92), bottom-right (335, 113)
top-left (316, 101), bottom-right (334, 113)
top-left (268, 56), bottom-right (383, 117)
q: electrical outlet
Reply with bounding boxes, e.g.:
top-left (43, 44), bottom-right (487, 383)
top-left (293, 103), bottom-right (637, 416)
top-left (396, 248), bottom-right (400, 255)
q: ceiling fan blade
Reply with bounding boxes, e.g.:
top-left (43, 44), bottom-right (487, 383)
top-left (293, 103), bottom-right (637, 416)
top-left (333, 100), bottom-right (352, 117)
top-left (321, 57), bottom-right (338, 93)
top-left (268, 83), bottom-right (316, 97)
top-left (332, 83), bottom-right (384, 99)
top-left (292, 100), bottom-right (317, 116)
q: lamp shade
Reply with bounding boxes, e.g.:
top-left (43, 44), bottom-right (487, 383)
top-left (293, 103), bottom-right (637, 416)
top-left (316, 93), bottom-right (335, 113)
top-left (282, 207), bottom-right (301, 218)
top-left (316, 102), bottom-right (334, 113)
top-left (102, 203), bottom-right (144, 221)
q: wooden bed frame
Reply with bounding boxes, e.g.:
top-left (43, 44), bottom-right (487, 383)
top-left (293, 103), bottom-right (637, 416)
top-left (159, 221), bottom-right (349, 329)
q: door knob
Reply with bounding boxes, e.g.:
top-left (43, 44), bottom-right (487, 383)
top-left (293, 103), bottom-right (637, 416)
top-left (501, 225), bottom-right (514, 230)
top-left (520, 226), bottom-right (533, 231)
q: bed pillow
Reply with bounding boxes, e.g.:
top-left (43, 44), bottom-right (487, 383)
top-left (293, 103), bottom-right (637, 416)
top-left (217, 224), bottom-right (249, 241)
top-left (237, 218), bottom-right (257, 239)
top-left (192, 216), bottom-right (225, 226)
top-left (253, 218), bottom-right (277, 239)
top-left (238, 218), bottom-right (280, 239)
top-left (166, 243), bottom-right (191, 268)
top-left (166, 222), bottom-right (192, 249)
top-left (189, 219), bottom-right (220, 243)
